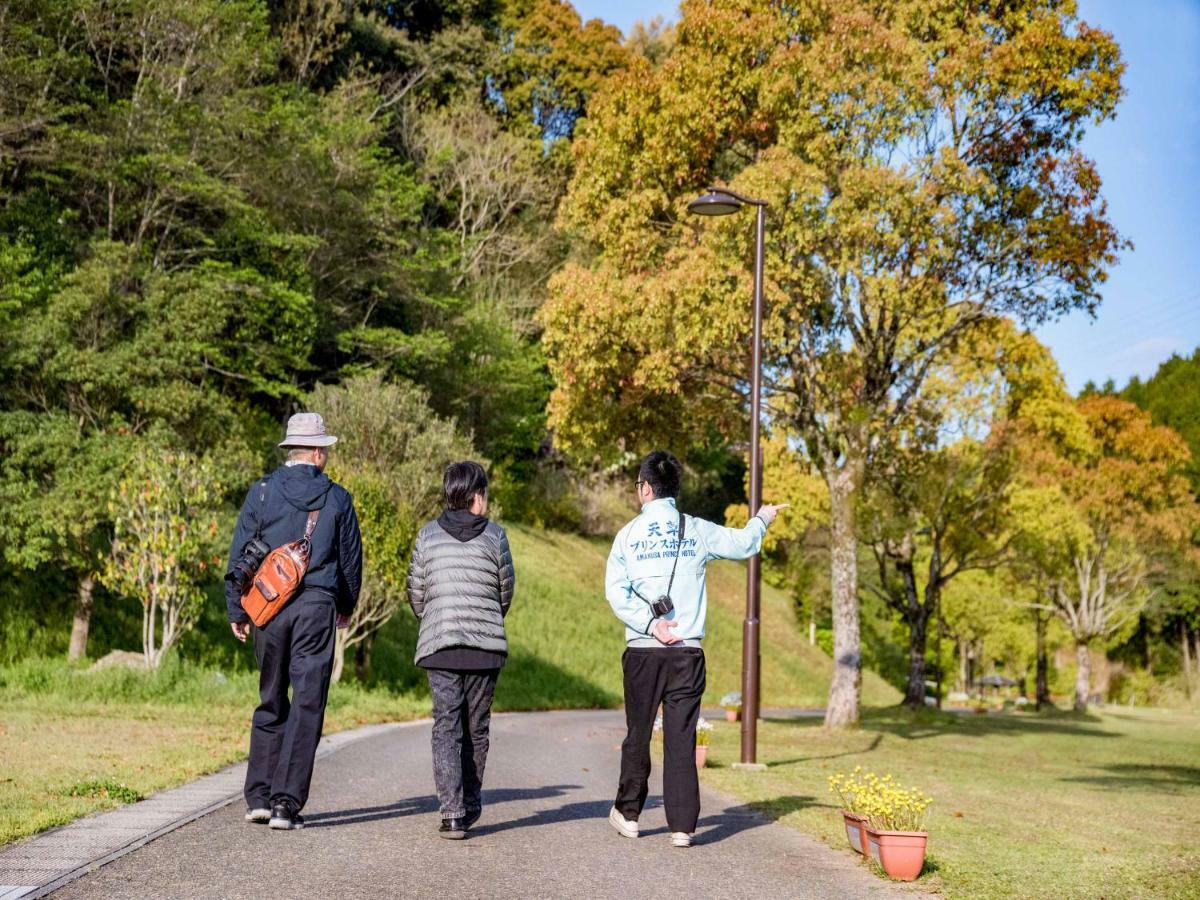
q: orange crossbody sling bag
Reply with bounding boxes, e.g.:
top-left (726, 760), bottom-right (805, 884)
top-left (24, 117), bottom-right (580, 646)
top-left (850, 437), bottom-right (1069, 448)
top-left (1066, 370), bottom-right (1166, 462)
top-left (240, 501), bottom-right (320, 628)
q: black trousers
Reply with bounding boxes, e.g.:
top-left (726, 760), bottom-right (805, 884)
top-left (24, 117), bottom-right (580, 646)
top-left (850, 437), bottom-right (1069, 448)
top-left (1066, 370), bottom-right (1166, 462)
top-left (615, 647), bottom-right (706, 833)
top-left (244, 591), bottom-right (336, 811)
top-left (426, 668), bottom-right (500, 818)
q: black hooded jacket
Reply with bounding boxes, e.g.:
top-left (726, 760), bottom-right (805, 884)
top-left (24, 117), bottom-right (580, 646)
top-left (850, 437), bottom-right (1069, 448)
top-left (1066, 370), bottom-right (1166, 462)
top-left (225, 464), bottom-right (363, 623)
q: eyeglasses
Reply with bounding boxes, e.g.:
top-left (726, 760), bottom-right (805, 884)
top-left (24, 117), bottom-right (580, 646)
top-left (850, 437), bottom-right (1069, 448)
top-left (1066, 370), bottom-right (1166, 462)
top-left (635, 479), bottom-right (647, 490)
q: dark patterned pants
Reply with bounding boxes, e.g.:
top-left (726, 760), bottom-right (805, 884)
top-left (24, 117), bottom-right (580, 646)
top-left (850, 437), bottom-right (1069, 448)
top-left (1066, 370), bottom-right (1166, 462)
top-left (426, 668), bottom-right (500, 818)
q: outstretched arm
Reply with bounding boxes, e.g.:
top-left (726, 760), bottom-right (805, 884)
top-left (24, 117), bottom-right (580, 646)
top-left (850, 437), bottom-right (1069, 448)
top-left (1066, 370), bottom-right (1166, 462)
top-left (699, 504), bottom-right (788, 561)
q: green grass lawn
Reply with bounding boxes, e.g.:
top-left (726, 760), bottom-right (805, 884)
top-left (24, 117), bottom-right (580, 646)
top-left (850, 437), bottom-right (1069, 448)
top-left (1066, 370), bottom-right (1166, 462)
top-left (700, 706), bottom-right (1200, 899)
top-left (0, 658), bottom-right (426, 845)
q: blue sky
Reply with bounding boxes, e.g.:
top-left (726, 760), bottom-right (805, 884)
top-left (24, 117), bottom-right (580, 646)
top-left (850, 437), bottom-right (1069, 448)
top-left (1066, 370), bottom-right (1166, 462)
top-left (574, 0), bottom-right (1200, 393)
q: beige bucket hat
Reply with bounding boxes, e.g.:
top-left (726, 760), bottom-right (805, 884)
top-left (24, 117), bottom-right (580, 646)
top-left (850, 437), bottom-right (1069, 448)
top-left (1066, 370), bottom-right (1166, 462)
top-left (279, 412), bottom-right (338, 448)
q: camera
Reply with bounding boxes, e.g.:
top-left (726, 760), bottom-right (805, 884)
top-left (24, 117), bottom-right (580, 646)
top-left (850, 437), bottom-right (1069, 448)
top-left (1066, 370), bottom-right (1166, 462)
top-left (225, 536), bottom-right (271, 594)
top-left (650, 595), bottom-right (675, 618)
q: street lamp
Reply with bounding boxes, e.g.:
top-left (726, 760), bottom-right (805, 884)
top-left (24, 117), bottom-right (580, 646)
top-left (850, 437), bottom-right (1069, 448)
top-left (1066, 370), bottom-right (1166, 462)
top-left (687, 186), bottom-right (768, 769)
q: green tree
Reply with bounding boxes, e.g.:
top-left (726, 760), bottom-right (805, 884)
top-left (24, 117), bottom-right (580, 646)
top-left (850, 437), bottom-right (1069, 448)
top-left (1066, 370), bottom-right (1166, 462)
top-left (862, 324), bottom-right (1068, 708)
top-left (1015, 396), bottom-right (1195, 710)
top-left (102, 445), bottom-right (227, 668)
top-left (496, 0), bottom-right (629, 143)
top-left (310, 373), bottom-right (476, 682)
top-left (542, 0), bottom-right (1125, 726)
top-left (1122, 350), bottom-right (1200, 493)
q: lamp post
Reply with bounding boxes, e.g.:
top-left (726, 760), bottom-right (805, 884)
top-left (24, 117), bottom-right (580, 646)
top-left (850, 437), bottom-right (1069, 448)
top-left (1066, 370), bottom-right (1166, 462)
top-left (687, 186), bottom-right (768, 768)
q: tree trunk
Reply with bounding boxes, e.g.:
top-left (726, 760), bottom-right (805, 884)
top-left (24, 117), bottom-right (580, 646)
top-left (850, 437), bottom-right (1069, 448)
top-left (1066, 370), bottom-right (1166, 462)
top-left (956, 635), bottom-right (968, 694)
top-left (331, 628), bottom-right (348, 683)
top-left (1035, 613), bottom-right (1050, 711)
top-left (1182, 620), bottom-right (1193, 676)
top-left (902, 573), bottom-right (934, 711)
top-left (904, 610), bottom-right (928, 710)
top-left (962, 640), bottom-right (976, 695)
top-left (933, 595), bottom-right (943, 709)
top-left (823, 464), bottom-right (862, 728)
top-left (68, 574), bottom-right (95, 662)
top-left (1074, 642), bottom-right (1091, 711)
top-left (354, 633), bottom-right (374, 682)
top-left (808, 618), bottom-right (815, 646)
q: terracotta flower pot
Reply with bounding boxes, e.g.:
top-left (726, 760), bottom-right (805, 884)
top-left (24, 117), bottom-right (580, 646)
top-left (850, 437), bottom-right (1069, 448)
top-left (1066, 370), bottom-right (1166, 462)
top-left (840, 810), bottom-right (868, 855)
top-left (864, 825), bottom-right (882, 864)
top-left (695, 745), bottom-right (709, 768)
top-left (869, 827), bottom-right (928, 881)
top-left (724, 708), bottom-right (739, 722)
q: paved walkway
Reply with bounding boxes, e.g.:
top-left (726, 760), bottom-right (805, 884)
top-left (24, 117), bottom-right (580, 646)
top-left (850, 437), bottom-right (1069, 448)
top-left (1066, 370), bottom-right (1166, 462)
top-left (44, 711), bottom-right (907, 899)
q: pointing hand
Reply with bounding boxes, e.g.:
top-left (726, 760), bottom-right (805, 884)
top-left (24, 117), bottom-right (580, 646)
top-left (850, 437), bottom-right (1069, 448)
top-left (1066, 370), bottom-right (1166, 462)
top-left (756, 503), bottom-right (791, 527)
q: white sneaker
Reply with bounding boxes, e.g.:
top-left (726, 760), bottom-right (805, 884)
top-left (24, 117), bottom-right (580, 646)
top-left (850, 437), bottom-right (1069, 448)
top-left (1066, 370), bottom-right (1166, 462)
top-left (671, 832), bottom-right (693, 848)
top-left (244, 807), bottom-right (270, 823)
top-left (609, 806), bottom-right (639, 838)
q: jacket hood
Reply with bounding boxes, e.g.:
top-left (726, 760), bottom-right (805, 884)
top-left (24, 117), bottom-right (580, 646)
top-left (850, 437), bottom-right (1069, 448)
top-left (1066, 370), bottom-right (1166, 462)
top-left (438, 508), bottom-right (490, 542)
top-left (273, 464), bottom-right (333, 511)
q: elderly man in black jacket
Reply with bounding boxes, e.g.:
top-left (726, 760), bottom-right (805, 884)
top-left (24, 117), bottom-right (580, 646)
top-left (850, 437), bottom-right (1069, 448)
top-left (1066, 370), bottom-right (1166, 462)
top-left (226, 412), bottom-right (363, 831)
top-left (407, 460), bottom-right (514, 839)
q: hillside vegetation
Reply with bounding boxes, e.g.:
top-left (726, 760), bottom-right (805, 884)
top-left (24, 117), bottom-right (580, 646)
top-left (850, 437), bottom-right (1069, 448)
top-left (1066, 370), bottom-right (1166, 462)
top-left (362, 523), bottom-right (899, 710)
top-left (495, 525), bottom-right (899, 710)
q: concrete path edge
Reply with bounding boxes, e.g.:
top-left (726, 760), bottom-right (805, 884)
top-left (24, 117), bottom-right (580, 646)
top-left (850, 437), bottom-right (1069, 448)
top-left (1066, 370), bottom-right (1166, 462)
top-left (0, 719), bottom-right (430, 900)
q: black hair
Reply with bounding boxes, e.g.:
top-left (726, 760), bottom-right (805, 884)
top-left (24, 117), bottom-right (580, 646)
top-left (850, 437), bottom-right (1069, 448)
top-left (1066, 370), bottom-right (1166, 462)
top-left (443, 460), bottom-right (488, 511)
top-left (637, 450), bottom-right (682, 500)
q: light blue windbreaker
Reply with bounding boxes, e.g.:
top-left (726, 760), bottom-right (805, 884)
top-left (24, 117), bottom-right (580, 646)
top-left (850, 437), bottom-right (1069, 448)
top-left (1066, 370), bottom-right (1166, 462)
top-left (605, 497), bottom-right (767, 648)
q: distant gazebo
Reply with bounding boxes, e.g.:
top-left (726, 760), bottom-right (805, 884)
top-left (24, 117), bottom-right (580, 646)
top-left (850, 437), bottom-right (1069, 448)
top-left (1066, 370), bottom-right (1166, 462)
top-left (977, 674), bottom-right (1019, 697)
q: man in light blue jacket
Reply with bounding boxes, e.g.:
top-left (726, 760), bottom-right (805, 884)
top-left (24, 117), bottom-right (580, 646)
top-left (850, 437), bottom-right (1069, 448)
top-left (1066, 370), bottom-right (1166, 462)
top-left (606, 450), bottom-right (786, 848)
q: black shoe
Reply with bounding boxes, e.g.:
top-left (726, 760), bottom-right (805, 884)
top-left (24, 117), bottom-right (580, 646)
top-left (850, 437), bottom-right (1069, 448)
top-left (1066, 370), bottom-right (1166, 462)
top-left (268, 801), bottom-right (304, 830)
top-left (464, 809), bottom-right (481, 831)
top-left (439, 817), bottom-right (466, 840)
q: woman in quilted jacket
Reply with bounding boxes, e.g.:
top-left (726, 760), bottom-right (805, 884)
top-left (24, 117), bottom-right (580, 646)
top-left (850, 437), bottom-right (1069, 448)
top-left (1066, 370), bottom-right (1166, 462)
top-left (407, 461), bottom-right (515, 839)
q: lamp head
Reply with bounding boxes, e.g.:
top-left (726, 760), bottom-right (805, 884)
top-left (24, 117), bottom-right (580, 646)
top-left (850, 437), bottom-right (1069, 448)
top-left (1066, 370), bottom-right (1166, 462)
top-left (687, 191), bottom-right (744, 216)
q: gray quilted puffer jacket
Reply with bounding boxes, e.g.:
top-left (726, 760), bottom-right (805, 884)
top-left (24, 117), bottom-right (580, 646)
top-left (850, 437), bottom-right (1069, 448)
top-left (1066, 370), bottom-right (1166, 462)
top-left (407, 519), bottom-right (514, 662)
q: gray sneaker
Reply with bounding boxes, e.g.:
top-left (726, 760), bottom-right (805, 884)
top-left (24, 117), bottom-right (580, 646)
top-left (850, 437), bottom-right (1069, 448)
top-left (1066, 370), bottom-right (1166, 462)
top-left (245, 807), bottom-right (270, 824)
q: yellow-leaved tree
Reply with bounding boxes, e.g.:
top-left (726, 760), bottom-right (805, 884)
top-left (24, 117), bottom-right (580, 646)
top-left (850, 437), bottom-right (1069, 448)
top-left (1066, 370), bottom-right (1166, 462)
top-left (1014, 396), bottom-right (1195, 710)
top-left (542, 0), bottom-right (1126, 725)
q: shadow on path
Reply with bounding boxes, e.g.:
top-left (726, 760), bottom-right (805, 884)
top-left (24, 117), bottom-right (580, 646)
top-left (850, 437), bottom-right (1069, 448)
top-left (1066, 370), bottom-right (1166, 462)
top-left (306, 785), bottom-right (582, 829)
top-left (475, 794), bottom-right (777, 846)
top-left (641, 802), bottom-right (776, 845)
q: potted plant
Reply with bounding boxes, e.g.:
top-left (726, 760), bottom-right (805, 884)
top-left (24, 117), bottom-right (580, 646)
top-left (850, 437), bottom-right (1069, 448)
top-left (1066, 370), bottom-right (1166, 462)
top-left (862, 772), bottom-right (931, 881)
top-left (830, 769), bottom-right (931, 879)
top-left (720, 691), bottom-right (741, 722)
top-left (695, 717), bottom-right (713, 768)
top-left (827, 769), bottom-right (870, 855)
